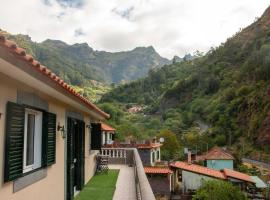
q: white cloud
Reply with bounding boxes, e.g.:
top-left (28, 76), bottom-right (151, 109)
top-left (0, 0), bottom-right (269, 58)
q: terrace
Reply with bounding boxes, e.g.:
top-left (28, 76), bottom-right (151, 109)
top-left (76, 148), bottom-right (155, 200)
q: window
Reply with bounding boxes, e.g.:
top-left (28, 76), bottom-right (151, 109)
top-left (90, 123), bottom-right (102, 150)
top-left (23, 109), bottom-right (42, 173)
top-left (152, 151), bottom-right (155, 163)
top-left (178, 170), bottom-right (182, 182)
top-left (156, 150), bottom-right (160, 160)
top-left (4, 102), bottom-right (57, 182)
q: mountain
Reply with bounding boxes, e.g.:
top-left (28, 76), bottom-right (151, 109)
top-left (100, 6), bottom-right (270, 161)
top-left (1, 32), bottom-right (170, 85)
top-left (172, 55), bottom-right (183, 63)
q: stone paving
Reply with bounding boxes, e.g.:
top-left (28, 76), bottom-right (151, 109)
top-left (109, 164), bottom-right (137, 200)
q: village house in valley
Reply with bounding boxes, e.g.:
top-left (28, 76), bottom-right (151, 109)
top-left (196, 146), bottom-right (235, 170)
top-left (170, 161), bottom-right (255, 194)
top-left (137, 139), bottom-right (162, 166)
top-left (0, 33), bottom-right (110, 200)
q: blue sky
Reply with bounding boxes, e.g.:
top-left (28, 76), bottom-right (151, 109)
top-left (0, 0), bottom-right (269, 58)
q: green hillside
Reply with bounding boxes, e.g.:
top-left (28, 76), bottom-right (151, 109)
top-left (2, 32), bottom-right (170, 85)
top-left (100, 6), bottom-right (270, 161)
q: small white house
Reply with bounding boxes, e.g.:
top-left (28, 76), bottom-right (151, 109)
top-left (101, 123), bottom-right (116, 146)
top-left (137, 143), bottom-right (162, 166)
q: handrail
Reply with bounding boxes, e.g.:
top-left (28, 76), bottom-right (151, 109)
top-left (133, 148), bottom-right (156, 200)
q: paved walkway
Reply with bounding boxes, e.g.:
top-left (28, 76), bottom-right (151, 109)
top-left (109, 164), bottom-right (137, 200)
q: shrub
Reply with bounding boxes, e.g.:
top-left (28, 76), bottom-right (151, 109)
top-left (192, 180), bottom-right (247, 200)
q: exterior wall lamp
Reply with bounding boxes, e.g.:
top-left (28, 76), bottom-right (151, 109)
top-left (0, 112), bottom-right (2, 119)
top-left (86, 124), bottom-right (92, 129)
top-left (57, 122), bottom-right (66, 139)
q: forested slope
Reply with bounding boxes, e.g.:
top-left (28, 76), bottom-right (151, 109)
top-left (101, 6), bottom-right (270, 160)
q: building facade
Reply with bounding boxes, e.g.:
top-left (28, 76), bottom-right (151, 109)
top-left (0, 34), bottom-right (109, 200)
top-left (206, 159), bottom-right (234, 170)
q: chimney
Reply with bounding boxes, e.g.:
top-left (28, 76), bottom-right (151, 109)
top-left (188, 151), bottom-right (192, 164)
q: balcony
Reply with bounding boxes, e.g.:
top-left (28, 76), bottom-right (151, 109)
top-left (100, 148), bottom-right (156, 200)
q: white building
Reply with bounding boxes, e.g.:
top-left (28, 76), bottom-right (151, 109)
top-left (101, 123), bottom-right (116, 146)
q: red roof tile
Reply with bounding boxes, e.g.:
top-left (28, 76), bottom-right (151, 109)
top-left (101, 123), bottom-right (116, 132)
top-left (196, 146), bottom-right (234, 161)
top-left (144, 167), bottom-right (173, 174)
top-left (170, 161), bottom-right (226, 179)
top-left (223, 169), bottom-right (254, 183)
top-left (137, 143), bottom-right (162, 149)
top-left (0, 33), bottom-right (109, 119)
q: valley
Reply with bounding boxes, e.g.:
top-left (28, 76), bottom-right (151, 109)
top-left (99, 6), bottom-right (270, 163)
top-left (1, 5), bottom-right (269, 163)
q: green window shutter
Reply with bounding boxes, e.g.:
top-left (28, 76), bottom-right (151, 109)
top-left (42, 111), bottom-right (56, 167)
top-left (66, 117), bottom-right (75, 200)
top-left (4, 102), bottom-right (25, 182)
top-left (77, 120), bottom-right (85, 190)
top-left (91, 123), bottom-right (102, 150)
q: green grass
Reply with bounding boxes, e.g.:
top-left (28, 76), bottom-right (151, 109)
top-left (74, 170), bottom-right (119, 200)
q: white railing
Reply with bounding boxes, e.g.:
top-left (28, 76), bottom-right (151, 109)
top-left (100, 148), bottom-right (127, 159)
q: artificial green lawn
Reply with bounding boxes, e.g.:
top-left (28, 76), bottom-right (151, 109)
top-left (74, 170), bottom-right (119, 200)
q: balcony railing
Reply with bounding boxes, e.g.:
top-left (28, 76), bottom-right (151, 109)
top-left (100, 148), bottom-right (155, 200)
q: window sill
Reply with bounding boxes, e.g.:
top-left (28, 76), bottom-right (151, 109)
top-left (22, 166), bottom-right (43, 177)
top-left (13, 168), bottom-right (47, 193)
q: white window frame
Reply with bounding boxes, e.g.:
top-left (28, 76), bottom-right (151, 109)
top-left (151, 150), bottom-right (155, 164)
top-left (107, 132), bottom-right (113, 144)
top-left (23, 109), bottom-right (43, 173)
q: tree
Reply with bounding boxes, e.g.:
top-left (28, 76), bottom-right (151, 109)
top-left (157, 130), bottom-right (181, 160)
top-left (98, 103), bottom-right (124, 123)
top-left (192, 180), bottom-right (247, 200)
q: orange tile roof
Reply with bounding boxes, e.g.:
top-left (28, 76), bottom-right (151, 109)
top-left (144, 167), bottom-right (173, 174)
top-left (203, 147), bottom-right (234, 160)
top-left (137, 143), bottom-right (162, 149)
top-left (170, 161), bottom-right (226, 179)
top-left (0, 33), bottom-right (109, 119)
top-left (223, 169), bottom-right (254, 183)
top-left (101, 123), bottom-right (116, 132)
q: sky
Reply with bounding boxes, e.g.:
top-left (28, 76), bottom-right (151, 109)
top-left (0, 0), bottom-right (269, 58)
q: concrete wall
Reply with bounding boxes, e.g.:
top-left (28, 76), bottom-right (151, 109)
top-left (0, 72), bottom-right (98, 200)
top-left (206, 160), bottom-right (234, 170)
top-left (182, 170), bottom-right (215, 191)
top-left (147, 174), bottom-right (171, 196)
